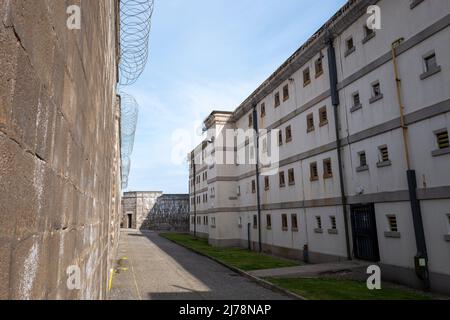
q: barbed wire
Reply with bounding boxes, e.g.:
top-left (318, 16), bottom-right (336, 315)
top-left (119, 0), bottom-right (154, 86)
top-left (119, 92), bottom-right (139, 189)
top-left (118, 0), bottom-right (154, 188)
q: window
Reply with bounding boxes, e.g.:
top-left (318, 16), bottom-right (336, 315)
top-left (211, 217), bottom-right (216, 227)
top-left (253, 215), bottom-right (258, 229)
top-left (260, 103), bottom-right (266, 118)
top-left (387, 215), bottom-right (398, 232)
top-left (421, 51), bottom-right (442, 80)
top-left (288, 168), bottom-right (295, 185)
top-left (237, 185), bottom-right (241, 196)
top-left (310, 162), bottom-right (318, 181)
top-left (307, 114), bottom-right (315, 132)
top-left (330, 216), bottom-right (337, 230)
top-left (345, 37), bottom-right (355, 56)
top-left (359, 151), bottom-right (367, 167)
top-left (283, 84), bottom-right (289, 101)
top-left (278, 130), bottom-right (283, 146)
top-left (316, 216), bottom-right (322, 229)
top-left (264, 176), bottom-right (270, 191)
top-left (279, 171), bottom-right (286, 188)
top-left (251, 180), bottom-right (256, 194)
top-left (319, 106), bottom-right (328, 126)
top-left (285, 125), bottom-right (292, 143)
top-left (315, 57), bottom-right (323, 77)
top-left (291, 214), bottom-right (298, 231)
top-left (323, 158), bottom-right (333, 179)
top-left (266, 214), bottom-right (272, 229)
top-left (363, 25), bottom-right (375, 44)
top-left (274, 92), bottom-right (281, 107)
top-left (282, 214), bottom-right (288, 231)
top-left (204, 216), bottom-right (208, 225)
top-left (351, 92), bottom-right (362, 112)
top-left (436, 129), bottom-right (449, 149)
top-left (370, 81), bottom-right (383, 103)
top-left (378, 145), bottom-right (391, 166)
top-left (364, 25), bottom-right (374, 38)
top-left (238, 217), bottom-right (242, 227)
top-left (303, 67), bottom-right (311, 86)
top-left (197, 216), bottom-right (202, 225)
top-left (248, 113), bottom-right (253, 128)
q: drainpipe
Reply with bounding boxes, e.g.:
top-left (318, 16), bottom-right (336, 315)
top-left (391, 39), bottom-right (430, 290)
top-left (253, 104), bottom-right (263, 253)
top-left (326, 35), bottom-right (352, 260)
top-left (192, 152), bottom-right (197, 237)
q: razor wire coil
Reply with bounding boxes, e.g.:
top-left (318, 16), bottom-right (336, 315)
top-left (119, 0), bottom-right (154, 86)
top-left (118, 0), bottom-right (154, 189)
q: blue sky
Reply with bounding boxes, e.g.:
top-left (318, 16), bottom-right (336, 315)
top-left (125, 0), bottom-right (347, 194)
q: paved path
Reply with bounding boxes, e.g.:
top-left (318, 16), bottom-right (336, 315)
top-left (248, 261), bottom-right (370, 278)
top-left (109, 230), bottom-right (291, 300)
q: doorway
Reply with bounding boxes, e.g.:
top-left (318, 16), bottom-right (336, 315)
top-left (127, 214), bottom-right (133, 229)
top-left (350, 204), bottom-right (380, 262)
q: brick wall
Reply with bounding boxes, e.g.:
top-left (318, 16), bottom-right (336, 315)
top-left (0, 0), bottom-right (121, 299)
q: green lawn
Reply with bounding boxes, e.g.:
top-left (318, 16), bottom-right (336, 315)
top-left (266, 277), bottom-right (431, 300)
top-left (160, 233), bottom-right (299, 271)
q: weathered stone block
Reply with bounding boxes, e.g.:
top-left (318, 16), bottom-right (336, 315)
top-left (0, 240), bottom-right (11, 299)
top-left (10, 235), bottom-right (48, 300)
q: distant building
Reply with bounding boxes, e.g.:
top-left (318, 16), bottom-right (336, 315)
top-left (188, 0), bottom-right (450, 294)
top-left (122, 192), bottom-right (189, 231)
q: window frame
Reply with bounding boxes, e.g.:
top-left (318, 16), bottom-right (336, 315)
top-left (310, 162), bottom-right (319, 181)
top-left (266, 214), bottom-right (272, 230)
top-left (323, 158), bottom-right (333, 179)
top-left (281, 214), bottom-right (288, 231)
top-left (315, 57), bottom-right (323, 78)
top-left (274, 92), bottom-right (281, 108)
top-left (279, 171), bottom-right (286, 188)
top-left (307, 113), bottom-right (315, 133)
top-left (283, 84), bottom-right (290, 101)
top-left (303, 67), bottom-right (311, 87)
top-left (291, 214), bottom-right (298, 231)
top-left (319, 106), bottom-right (328, 127)
top-left (285, 125), bottom-right (292, 143)
top-left (288, 168), bottom-right (295, 186)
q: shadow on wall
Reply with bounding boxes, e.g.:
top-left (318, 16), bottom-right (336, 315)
top-left (140, 195), bottom-right (189, 232)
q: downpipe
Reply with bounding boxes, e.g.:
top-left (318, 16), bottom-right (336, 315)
top-left (326, 35), bottom-right (352, 261)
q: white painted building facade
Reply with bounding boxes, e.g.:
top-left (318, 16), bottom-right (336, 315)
top-left (188, 0), bottom-right (450, 294)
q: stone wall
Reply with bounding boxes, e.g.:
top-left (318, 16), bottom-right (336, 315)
top-left (122, 192), bottom-right (189, 232)
top-left (0, 0), bottom-right (121, 299)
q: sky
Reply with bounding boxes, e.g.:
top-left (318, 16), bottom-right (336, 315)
top-left (124, 0), bottom-right (347, 194)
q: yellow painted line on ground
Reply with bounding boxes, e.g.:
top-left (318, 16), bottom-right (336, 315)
top-left (108, 268), bottom-right (115, 291)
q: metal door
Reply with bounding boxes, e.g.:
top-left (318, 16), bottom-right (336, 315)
top-left (350, 204), bottom-right (380, 262)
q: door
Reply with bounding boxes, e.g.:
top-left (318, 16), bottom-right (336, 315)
top-left (350, 204), bottom-right (380, 262)
top-left (127, 214), bottom-right (133, 229)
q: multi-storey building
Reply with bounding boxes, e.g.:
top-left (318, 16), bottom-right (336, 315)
top-left (188, 0), bottom-right (450, 294)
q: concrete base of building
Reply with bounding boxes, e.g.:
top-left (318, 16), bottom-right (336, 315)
top-left (190, 231), bottom-right (209, 239)
top-left (380, 263), bottom-right (450, 295)
top-left (207, 237), bottom-right (450, 295)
